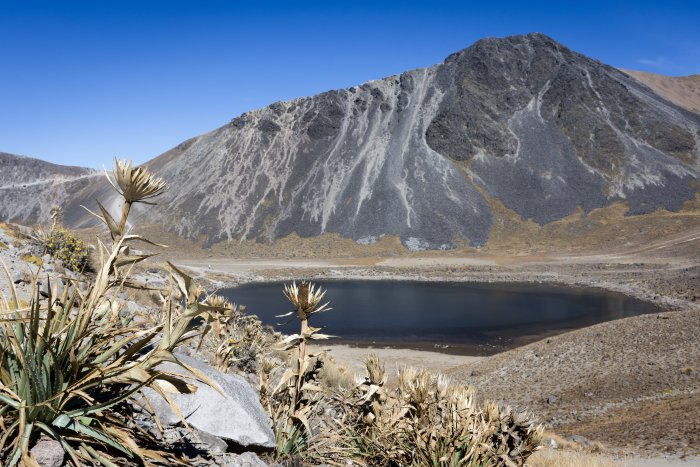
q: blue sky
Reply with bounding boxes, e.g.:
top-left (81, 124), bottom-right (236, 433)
top-left (1, 0), bottom-right (698, 168)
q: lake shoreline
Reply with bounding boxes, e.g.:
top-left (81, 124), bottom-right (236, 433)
top-left (179, 255), bottom-right (698, 313)
top-left (222, 279), bottom-right (661, 357)
top-left (175, 255), bottom-right (699, 459)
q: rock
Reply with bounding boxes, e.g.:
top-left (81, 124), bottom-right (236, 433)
top-left (194, 429), bottom-right (228, 453)
top-left (223, 451), bottom-right (268, 467)
top-left (30, 437), bottom-right (65, 467)
top-left (143, 353), bottom-right (275, 450)
top-left (546, 395), bottom-right (559, 404)
top-left (11, 270), bottom-right (24, 284)
top-left (245, 373), bottom-right (260, 388)
top-left (567, 435), bottom-right (591, 446)
top-left (545, 437), bottom-right (559, 449)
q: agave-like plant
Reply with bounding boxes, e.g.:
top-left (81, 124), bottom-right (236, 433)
top-left (268, 281), bottom-right (332, 459)
top-left (0, 160), bottom-right (220, 465)
top-left (104, 158), bottom-right (167, 235)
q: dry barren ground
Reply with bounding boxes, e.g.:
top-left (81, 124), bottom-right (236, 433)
top-left (447, 309), bottom-right (699, 457)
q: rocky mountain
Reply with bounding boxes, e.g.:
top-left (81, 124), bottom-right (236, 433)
top-left (2, 33), bottom-right (700, 250)
top-left (0, 152), bottom-right (98, 224)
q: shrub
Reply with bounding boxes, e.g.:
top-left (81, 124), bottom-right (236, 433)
top-left (41, 227), bottom-right (91, 272)
top-left (202, 294), bottom-right (279, 374)
top-left (0, 159), bottom-right (221, 465)
top-left (335, 359), bottom-right (543, 467)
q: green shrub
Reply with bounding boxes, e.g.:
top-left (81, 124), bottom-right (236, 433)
top-left (41, 227), bottom-right (91, 272)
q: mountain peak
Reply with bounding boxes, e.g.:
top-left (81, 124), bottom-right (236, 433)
top-left (445, 32), bottom-right (562, 63)
top-left (2, 35), bottom-right (699, 251)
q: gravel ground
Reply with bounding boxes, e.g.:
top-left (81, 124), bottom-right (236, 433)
top-left (445, 308), bottom-right (700, 457)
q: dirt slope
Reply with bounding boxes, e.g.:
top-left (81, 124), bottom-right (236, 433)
top-left (447, 309), bottom-right (700, 456)
top-left (624, 69), bottom-right (700, 114)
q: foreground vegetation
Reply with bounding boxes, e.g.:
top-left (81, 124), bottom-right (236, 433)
top-left (1, 159), bottom-right (544, 466)
top-left (0, 160), bottom-right (228, 465)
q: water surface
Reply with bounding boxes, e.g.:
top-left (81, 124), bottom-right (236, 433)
top-left (221, 281), bottom-right (659, 355)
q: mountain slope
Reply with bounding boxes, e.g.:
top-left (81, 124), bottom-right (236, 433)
top-left (0, 153), bottom-right (97, 224)
top-left (623, 70), bottom-right (700, 115)
top-left (2, 34), bottom-right (700, 250)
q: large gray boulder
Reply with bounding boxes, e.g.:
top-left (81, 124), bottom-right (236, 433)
top-left (144, 353), bottom-right (275, 450)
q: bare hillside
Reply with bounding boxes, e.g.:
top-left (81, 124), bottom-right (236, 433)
top-left (624, 69), bottom-right (700, 114)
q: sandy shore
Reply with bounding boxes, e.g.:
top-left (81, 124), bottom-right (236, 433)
top-left (310, 344), bottom-right (483, 379)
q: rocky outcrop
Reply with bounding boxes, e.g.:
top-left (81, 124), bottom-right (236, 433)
top-left (143, 353), bottom-right (275, 450)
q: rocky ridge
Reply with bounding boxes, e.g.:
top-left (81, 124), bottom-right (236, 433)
top-left (1, 33), bottom-right (699, 250)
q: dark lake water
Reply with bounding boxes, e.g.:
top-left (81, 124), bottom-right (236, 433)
top-left (220, 281), bottom-right (660, 355)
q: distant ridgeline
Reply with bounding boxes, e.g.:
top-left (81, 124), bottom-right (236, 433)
top-left (2, 33), bottom-right (699, 250)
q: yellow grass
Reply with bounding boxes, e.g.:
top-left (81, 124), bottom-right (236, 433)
top-left (319, 355), bottom-right (356, 390)
top-left (529, 450), bottom-right (624, 467)
top-left (20, 254), bottom-right (43, 266)
top-left (530, 432), bottom-right (623, 467)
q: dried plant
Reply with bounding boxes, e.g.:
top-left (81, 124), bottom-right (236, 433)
top-left (104, 158), bottom-right (167, 236)
top-left (334, 358), bottom-right (543, 467)
top-left (201, 294), bottom-right (277, 374)
top-left (50, 205), bottom-right (64, 230)
top-left (0, 160), bottom-right (218, 465)
top-left (319, 356), bottom-right (354, 391)
top-left (259, 357), bottom-right (277, 413)
top-left (478, 401), bottom-right (543, 466)
top-left (268, 281), bottom-right (332, 459)
top-left (355, 353), bottom-right (386, 425)
top-left (203, 294), bottom-right (239, 370)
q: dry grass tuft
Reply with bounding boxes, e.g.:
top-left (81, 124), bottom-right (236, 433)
top-left (528, 449), bottom-right (623, 467)
top-left (319, 355), bottom-right (355, 390)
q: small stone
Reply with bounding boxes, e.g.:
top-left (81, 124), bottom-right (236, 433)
top-left (546, 437), bottom-right (559, 449)
top-left (195, 429), bottom-right (228, 453)
top-left (11, 270), bottom-right (24, 284)
top-left (567, 435), bottom-right (590, 446)
top-left (30, 437), bottom-right (65, 467)
top-left (547, 395), bottom-right (559, 404)
top-left (223, 452), bottom-right (267, 467)
top-left (245, 373), bottom-right (260, 388)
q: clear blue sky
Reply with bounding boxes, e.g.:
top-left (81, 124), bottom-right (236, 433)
top-left (1, 0), bottom-right (698, 169)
